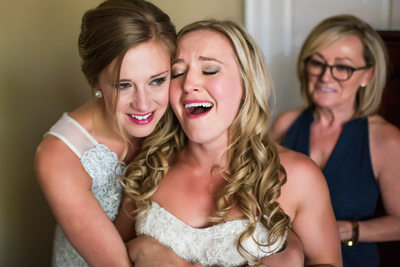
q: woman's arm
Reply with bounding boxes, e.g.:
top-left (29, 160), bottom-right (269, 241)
top-left (127, 235), bottom-right (201, 267)
top-left (34, 136), bottom-right (131, 267)
top-left (114, 194), bottom-right (137, 242)
top-left (257, 230), bottom-right (304, 267)
top-left (340, 117), bottom-right (400, 243)
top-left (280, 150), bottom-right (342, 267)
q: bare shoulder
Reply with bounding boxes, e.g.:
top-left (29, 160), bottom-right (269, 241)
top-left (278, 145), bottom-right (323, 182)
top-left (34, 134), bottom-right (90, 188)
top-left (277, 145), bottom-right (331, 220)
top-left (35, 135), bottom-right (73, 170)
top-left (368, 115), bottom-right (400, 157)
top-left (368, 115), bottom-right (400, 178)
top-left (369, 115), bottom-right (400, 146)
top-left (271, 107), bottom-right (306, 143)
top-left (278, 145), bottom-right (328, 199)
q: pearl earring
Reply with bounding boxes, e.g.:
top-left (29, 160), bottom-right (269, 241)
top-left (94, 90), bottom-right (103, 98)
top-left (360, 83), bottom-right (366, 87)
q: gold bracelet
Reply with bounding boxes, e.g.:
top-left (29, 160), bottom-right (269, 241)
top-left (343, 221), bottom-right (359, 246)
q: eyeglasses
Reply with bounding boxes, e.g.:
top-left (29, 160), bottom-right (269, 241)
top-left (304, 57), bottom-right (371, 82)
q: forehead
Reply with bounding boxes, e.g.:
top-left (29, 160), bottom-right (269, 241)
top-left (105, 39), bottom-right (170, 77)
top-left (176, 29), bottom-right (236, 60)
top-left (318, 35), bottom-right (364, 58)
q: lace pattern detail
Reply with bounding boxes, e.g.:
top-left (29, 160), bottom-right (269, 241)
top-left (81, 144), bottom-right (124, 221)
top-left (52, 144), bottom-right (124, 267)
top-left (136, 202), bottom-right (285, 267)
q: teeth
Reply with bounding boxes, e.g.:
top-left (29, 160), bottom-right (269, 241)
top-left (130, 112), bottom-right (152, 120)
top-left (184, 102), bottom-right (213, 108)
top-left (319, 87), bottom-right (336, 92)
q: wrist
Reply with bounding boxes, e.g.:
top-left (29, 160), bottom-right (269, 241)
top-left (342, 221), bottom-right (359, 246)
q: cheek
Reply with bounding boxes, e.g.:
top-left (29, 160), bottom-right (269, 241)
top-left (115, 91), bottom-right (131, 110)
top-left (169, 80), bottom-right (182, 111)
top-left (341, 81), bottom-right (360, 95)
top-left (308, 75), bottom-right (317, 87)
top-left (104, 91), bottom-right (118, 113)
top-left (212, 78), bottom-right (243, 108)
top-left (158, 87), bottom-right (170, 110)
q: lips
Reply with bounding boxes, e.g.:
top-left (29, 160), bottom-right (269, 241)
top-left (183, 101), bottom-right (213, 118)
top-left (127, 111), bottom-right (154, 125)
top-left (315, 84), bottom-right (337, 93)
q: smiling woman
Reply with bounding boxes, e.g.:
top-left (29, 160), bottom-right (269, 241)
top-left (98, 39), bottom-right (171, 137)
top-left (33, 0), bottom-right (178, 266)
top-left (271, 14), bottom-right (400, 267)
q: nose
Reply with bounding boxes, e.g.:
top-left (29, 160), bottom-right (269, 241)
top-left (319, 66), bottom-right (334, 82)
top-left (132, 88), bottom-right (150, 112)
top-left (182, 68), bottom-right (200, 94)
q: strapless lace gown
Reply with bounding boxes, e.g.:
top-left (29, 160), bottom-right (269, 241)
top-left (136, 202), bottom-right (286, 267)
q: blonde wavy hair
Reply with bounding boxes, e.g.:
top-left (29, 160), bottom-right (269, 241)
top-left (298, 14), bottom-right (389, 118)
top-left (123, 19), bottom-right (291, 264)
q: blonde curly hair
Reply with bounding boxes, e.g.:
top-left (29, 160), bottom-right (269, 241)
top-left (122, 19), bottom-right (290, 264)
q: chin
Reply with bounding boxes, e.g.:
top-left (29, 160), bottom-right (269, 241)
top-left (127, 127), bottom-right (156, 139)
top-left (185, 132), bottom-right (209, 145)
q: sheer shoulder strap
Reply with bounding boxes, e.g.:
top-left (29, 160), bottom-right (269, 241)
top-left (45, 113), bottom-right (98, 158)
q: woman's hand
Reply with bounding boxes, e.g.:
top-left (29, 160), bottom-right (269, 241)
top-left (336, 220), bottom-right (353, 241)
top-left (128, 235), bottom-right (202, 267)
top-left (256, 230), bottom-right (304, 267)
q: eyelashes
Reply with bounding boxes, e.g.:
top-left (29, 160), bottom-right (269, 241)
top-left (203, 70), bottom-right (218, 75)
top-left (171, 69), bottom-right (219, 79)
top-left (171, 72), bottom-right (184, 79)
top-left (116, 76), bottom-right (168, 90)
top-left (150, 76), bottom-right (167, 86)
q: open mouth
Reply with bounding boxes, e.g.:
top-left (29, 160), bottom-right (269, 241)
top-left (185, 102), bottom-right (213, 115)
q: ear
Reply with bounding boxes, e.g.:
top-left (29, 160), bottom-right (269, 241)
top-left (361, 66), bottom-right (374, 86)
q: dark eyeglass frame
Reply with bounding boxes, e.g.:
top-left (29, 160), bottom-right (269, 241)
top-left (304, 57), bottom-right (371, 82)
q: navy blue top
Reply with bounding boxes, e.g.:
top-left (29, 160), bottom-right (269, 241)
top-left (283, 107), bottom-right (379, 267)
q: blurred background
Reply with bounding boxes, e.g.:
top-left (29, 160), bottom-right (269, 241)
top-left (0, 0), bottom-right (398, 266)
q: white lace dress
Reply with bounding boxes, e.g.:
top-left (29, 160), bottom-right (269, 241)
top-left (46, 113), bottom-right (124, 267)
top-left (136, 201), bottom-right (286, 267)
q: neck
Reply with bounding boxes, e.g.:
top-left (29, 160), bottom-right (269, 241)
top-left (313, 103), bottom-right (355, 127)
top-left (181, 137), bottom-right (229, 171)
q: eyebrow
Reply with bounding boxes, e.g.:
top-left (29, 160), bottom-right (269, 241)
top-left (199, 56), bottom-right (223, 64)
top-left (150, 70), bottom-right (169, 79)
top-left (118, 70), bottom-right (169, 82)
top-left (172, 56), bottom-right (223, 65)
top-left (314, 53), bottom-right (353, 63)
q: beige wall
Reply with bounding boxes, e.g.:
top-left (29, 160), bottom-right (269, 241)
top-left (0, 0), bottom-right (242, 265)
top-left (151, 0), bottom-right (243, 30)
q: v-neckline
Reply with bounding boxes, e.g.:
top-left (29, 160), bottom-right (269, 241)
top-left (306, 110), bottom-right (359, 172)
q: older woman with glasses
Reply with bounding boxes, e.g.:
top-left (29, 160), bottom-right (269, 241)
top-left (271, 14), bottom-right (400, 267)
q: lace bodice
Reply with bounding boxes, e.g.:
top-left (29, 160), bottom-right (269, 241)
top-left (46, 113), bottom-right (124, 267)
top-left (136, 202), bottom-right (286, 267)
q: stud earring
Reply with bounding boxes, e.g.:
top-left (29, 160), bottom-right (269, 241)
top-left (360, 83), bottom-right (366, 87)
top-left (94, 90), bottom-right (103, 98)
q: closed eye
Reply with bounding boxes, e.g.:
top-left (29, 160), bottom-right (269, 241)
top-left (171, 72), bottom-right (184, 79)
top-left (203, 70), bottom-right (218, 75)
